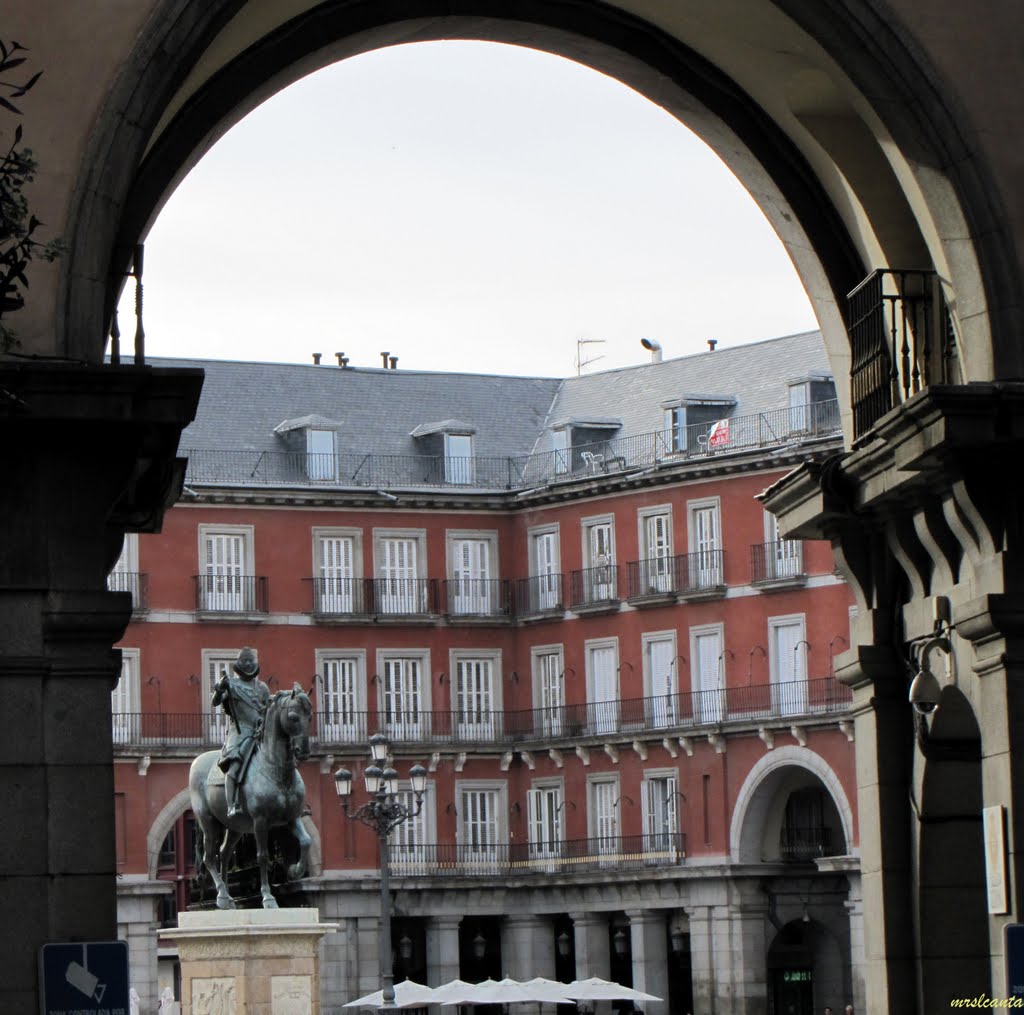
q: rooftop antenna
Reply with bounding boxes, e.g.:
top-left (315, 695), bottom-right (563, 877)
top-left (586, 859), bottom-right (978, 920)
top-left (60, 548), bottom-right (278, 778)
top-left (576, 337), bottom-right (606, 376)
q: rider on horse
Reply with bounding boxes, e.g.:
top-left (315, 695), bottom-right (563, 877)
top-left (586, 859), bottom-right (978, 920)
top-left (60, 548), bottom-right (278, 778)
top-left (212, 646), bottom-right (270, 818)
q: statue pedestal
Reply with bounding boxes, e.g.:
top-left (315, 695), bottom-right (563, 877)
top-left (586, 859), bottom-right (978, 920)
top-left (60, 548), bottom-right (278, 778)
top-left (159, 909), bottom-right (336, 1014)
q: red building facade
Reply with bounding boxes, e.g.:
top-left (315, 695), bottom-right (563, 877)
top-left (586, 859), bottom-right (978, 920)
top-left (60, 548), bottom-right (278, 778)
top-left (111, 333), bottom-right (860, 1014)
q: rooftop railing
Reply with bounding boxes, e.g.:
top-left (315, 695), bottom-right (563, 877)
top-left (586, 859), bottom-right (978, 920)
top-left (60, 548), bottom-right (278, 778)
top-left (182, 399), bottom-right (841, 493)
top-left (111, 677), bottom-right (852, 749)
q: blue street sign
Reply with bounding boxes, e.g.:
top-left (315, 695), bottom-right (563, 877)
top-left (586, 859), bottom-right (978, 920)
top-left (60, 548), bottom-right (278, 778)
top-left (39, 941), bottom-right (130, 1015)
top-left (1007, 924), bottom-right (1024, 1003)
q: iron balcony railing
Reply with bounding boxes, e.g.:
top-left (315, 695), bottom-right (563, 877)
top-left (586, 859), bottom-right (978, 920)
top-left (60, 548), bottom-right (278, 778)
top-left (676, 549), bottom-right (725, 594)
top-left (514, 574), bottom-right (564, 615)
top-left (193, 574), bottom-right (268, 614)
top-left (107, 570), bottom-right (149, 610)
top-left (111, 712), bottom-right (224, 747)
top-left (779, 825), bottom-right (836, 861)
top-left (626, 555), bottom-right (679, 599)
top-left (308, 577), bottom-right (370, 616)
top-left (387, 833), bottom-right (686, 877)
top-left (848, 268), bottom-right (957, 439)
top-left (570, 564), bottom-right (620, 608)
top-left (182, 399), bottom-right (841, 493)
top-left (750, 540), bottom-right (804, 583)
top-left (443, 578), bottom-right (514, 619)
top-left (370, 578), bottom-right (440, 616)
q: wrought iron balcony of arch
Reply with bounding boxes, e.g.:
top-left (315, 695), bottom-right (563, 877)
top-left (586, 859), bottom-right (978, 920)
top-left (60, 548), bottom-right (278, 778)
top-left (848, 268), bottom-right (958, 439)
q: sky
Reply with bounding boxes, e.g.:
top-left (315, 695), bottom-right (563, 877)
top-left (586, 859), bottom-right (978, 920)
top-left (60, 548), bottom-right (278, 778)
top-left (125, 40), bottom-right (818, 378)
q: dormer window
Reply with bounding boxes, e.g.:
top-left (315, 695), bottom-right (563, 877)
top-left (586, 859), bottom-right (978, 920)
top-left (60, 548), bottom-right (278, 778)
top-left (787, 373), bottom-right (835, 432)
top-left (661, 394), bottom-right (737, 455)
top-left (307, 429), bottom-right (336, 480)
top-left (551, 427), bottom-right (569, 474)
top-left (273, 415), bottom-right (342, 482)
top-left (664, 406), bottom-right (687, 453)
top-left (410, 419), bottom-right (477, 486)
top-left (444, 433), bottom-right (474, 484)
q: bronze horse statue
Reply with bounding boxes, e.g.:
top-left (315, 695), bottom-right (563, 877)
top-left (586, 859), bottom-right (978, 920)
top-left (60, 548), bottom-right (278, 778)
top-left (189, 684), bottom-right (313, 909)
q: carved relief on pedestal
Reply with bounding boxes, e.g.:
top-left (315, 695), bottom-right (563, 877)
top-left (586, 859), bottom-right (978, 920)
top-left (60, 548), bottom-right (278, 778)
top-left (192, 977), bottom-right (237, 1015)
top-left (272, 974), bottom-right (312, 1014)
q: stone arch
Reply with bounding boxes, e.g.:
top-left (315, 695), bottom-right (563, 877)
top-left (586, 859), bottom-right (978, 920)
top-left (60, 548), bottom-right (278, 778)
top-left (730, 745), bottom-right (855, 864)
top-left (57, 0), bottom-right (1010, 396)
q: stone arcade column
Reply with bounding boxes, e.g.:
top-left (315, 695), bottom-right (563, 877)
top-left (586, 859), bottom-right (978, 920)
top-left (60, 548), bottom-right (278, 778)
top-left (427, 915), bottom-right (462, 985)
top-left (762, 384), bottom-right (1024, 1014)
top-left (570, 910), bottom-right (610, 979)
top-left (503, 914), bottom-right (556, 980)
top-left (0, 363), bottom-right (201, 1013)
top-left (625, 910), bottom-right (668, 1015)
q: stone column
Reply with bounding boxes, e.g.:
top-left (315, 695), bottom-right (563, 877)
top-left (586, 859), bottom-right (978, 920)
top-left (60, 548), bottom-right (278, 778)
top-left (685, 903), bottom-right (717, 1015)
top-left (117, 878), bottom-right (172, 1013)
top-left (0, 363), bottom-right (201, 1013)
top-left (570, 911), bottom-right (610, 980)
top-left (715, 889), bottom-right (769, 1015)
top-left (427, 915), bottom-right (462, 985)
top-left (844, 873), bottom-right (866, 1014)
top-left (503, 915), bottom-right (555, 980)
top-left (357, 915), bottom-right (382, 995)
top-left (625, 910), bottom-right (668, 1015)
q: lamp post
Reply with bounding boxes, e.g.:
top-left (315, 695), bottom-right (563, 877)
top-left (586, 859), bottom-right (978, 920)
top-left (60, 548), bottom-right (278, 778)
top-left (334, 733), bottom-right (428, 1007)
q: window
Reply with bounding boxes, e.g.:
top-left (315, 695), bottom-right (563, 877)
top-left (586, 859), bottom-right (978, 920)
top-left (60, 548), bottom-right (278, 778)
top-left (448, 532), bottom-right (496, 615)
top-left (374, 530), bottom-right (426, 614)
top-left (663, 405), bottom-right (686, 453)
top-left (306, 428), bottom-right (336, 481)
top-left (314, 528), bottom-right (361, 614)
top-left (378, 652), bottom-right (430, 738)
top-left (638, 507), bottom-right (673, 593)
top-left (528, 525), bottom-right (561, 612)
top-left (586, 638), bottom-right (619, 734)
top-left (317, 651), bottom-right (365, 741)
top-left (198, 525), bottom-right (254, 612)
top-left (112, 649), bottom-right (140, 745)
top-left (691, 624), bottom-right (724, 723)
top-left (202, 650), bottom-right (239, 742)
top-left (459, 784), bottom-right (505, 869)
top-left (588, 777), bottom-right (620, 856)
top-left (527, 781), bottom-right (564, 867)
top-left (642, 772), bottom-right (680, 857)
top-left (688, 499), bottom-right (722, 588)
top-left (532, 645), bottom-right (564, 735)
top-left (643, 632), bottom-right (677, 727)
top-left (444, 433), bottom-right (474, 485)
top-left (582, 515), bottom-right (616, 603)
top-left (391, 783), bottom-right (434, 874)
top-left (788, 382), bottom-right (810, 431)
top-left (551, 427), bottom-right (569, 474)
top-left (453, 652), bottom-right (499, 738)
top-left (769, 615), bottom-right (808, 715)
top-left (108, 533), bottom-right (141, 607)
top-left (763, 510), bottom-right (802, 580)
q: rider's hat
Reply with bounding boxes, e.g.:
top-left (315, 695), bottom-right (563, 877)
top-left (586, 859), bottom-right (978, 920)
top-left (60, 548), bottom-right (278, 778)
top-left (233, 646), bottom-right (260, 679)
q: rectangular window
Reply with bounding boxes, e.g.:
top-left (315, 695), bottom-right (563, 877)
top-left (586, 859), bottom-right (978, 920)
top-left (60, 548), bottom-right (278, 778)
top-left (769, 615), bottom-right (808, 715)
top-left (449, 535), bottom-right (493, 615)
top-left (642, 773), bottom-right (680, 856)
top-left (588, 777), bottom-right (620, 856)
top-left (381, 656), bottom-right (425, 738)
top-left (454, 655), bottom-right (497, 738)
top-left (664, 405), bottom-right (687, 453)
top-left (108, 533), bottom-right (140, 607)
top-left (444, 433), bottom-right (474, 485)
top-left (643, 633), bottom-right (677, 727)
top-left (391, 784), bottom-right (433, 874)
top-left (459, 785), bottom-right (505, 869)
top-left (789, 382), bottom-right (810, 432)
top-left (112, 649), bottom-right (140, 745)
top-left (315, 530), bottom-right (359, 613)
top-left (586, 639), bottom-right (619, 734)
top-left (527, 782), bottom-right (563, 867)
top-left (529, 526), bottom-right (561, 612)
top-left (688, 500), bottom-right (722, 588)
top-left (203, 651), bottom-right (238, 743)
top-left (551, 428), bottom-right (569, 474)
top-left (639, 509), bottom-right (673, 593)
top-left (692, 625), bottom-right (724, 723)
top-left (307, 428), bottom-right (336, 481)
top-left (375, 531), bottom-right (425, 614)
top-left (532, 646), bottom-right (565, 736)
top-left (318, 653), bottom-right (364, 741)
top-left (582, 516), bottom-right (616, 603)
top-left (199, 526), bottom-right (254, 612)
top-left (763, 510), bottom-right (802, 580)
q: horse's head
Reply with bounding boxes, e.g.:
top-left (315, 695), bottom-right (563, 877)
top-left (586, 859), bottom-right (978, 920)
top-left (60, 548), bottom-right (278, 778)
top-left (270, 684), bottom-right (313, 762)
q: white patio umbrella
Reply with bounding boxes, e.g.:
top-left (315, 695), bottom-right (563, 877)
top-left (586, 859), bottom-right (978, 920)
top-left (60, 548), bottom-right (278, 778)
top-left (344, 979), bottom-right (437, 1008)
top-left (437, 978), bottom-right (574, 1006)
top-left (429, 979), bottom-right (483, 1005)
top-left (565, 978), bottom-right (661, 1003)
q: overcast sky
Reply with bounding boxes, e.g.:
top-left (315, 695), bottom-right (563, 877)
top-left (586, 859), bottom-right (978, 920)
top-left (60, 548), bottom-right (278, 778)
top-left (126, 40), bottom-right (817, 378)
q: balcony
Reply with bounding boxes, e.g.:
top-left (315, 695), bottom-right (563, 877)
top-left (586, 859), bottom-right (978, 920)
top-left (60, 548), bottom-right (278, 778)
top-left (388, 833), bottom-right (686, 878)
top-left (848, 268), bottom-right (956, 439)
top-left (569, 564), bottom-right (620, 614)
top-left (750, 540), bottom-right (805, 589)
top-left (444, 578), bottom-right (514, 621)
top-left (111, 712), bottom-right (223, 747)
top-left (779, 825), bottom-right (836, 862)
top-left (370, 578), bottom-right (440, 619)
top-left (182, 399), bottom-right (842, 493)
top-left (308, 577), bottom-right (370, 618)
top-left (625, 556), bottom-right (679, 604)
top-left (514, 574), bottom-right (564, 618)
top-left (107, 570), bottom-right (149, 613)
top-left (193, 574), bottom-right (268, 616)
top-left (675, 549), bottom-right (725, 600)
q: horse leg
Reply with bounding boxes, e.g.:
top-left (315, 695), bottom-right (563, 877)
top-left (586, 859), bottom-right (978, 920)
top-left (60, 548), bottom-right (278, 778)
top-left (217, 825), bottom-right (243, 906)
top-left (288, 816), bottom-right (311, 881)
top-left (253, 817), bottom-right (278, 909)
top-left (197, 813), bottom-right (235, 910)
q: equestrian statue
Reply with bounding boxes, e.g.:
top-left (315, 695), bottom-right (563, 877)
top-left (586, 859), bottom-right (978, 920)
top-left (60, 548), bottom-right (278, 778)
top-left (189, 646), bottom-right (313, 909)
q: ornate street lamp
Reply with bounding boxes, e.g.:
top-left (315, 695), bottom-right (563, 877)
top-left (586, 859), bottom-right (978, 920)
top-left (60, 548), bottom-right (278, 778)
top-left (335, 737), bottom-right (428, 1007)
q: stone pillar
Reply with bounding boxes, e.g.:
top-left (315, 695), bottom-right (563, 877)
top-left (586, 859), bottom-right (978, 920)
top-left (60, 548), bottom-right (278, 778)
top-left (625, 910), bottom-right (668, 1015)
top-left (503, 915), bottom-right (555, 980)
top-left (117, 878), bottom-right (172, 1013)
top-left (844, 873), bottom-right (866, 1014)
top-left (570, 911), bottom-right (610, 980)
top-left (0, 363), bottom-right (201, 1013)
top-left (427, 915), bottom-right (461, 985)
top-left (716, 889), bottom-right (769, 1015)
top-left (357, 915), bottom-right (382, 995)
top-left (160, 909), bottom-right (336, 1014)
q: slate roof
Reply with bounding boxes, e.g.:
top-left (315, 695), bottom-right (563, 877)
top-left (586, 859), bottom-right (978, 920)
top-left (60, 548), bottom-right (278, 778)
top-left (156, 330), bottom-right (832, 460)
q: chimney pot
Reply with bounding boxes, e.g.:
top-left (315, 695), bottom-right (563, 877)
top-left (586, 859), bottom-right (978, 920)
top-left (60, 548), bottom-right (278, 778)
top-left (389, 356), bottom-right (398, 370)
top-left (335, 352), bottom-right (345, 366)
top-left (708, 339), bottom-right (718, 351)
top-left (312, 353), bottom-right (322, 365)
top-left (380, 351), bottom-right (390, 368)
